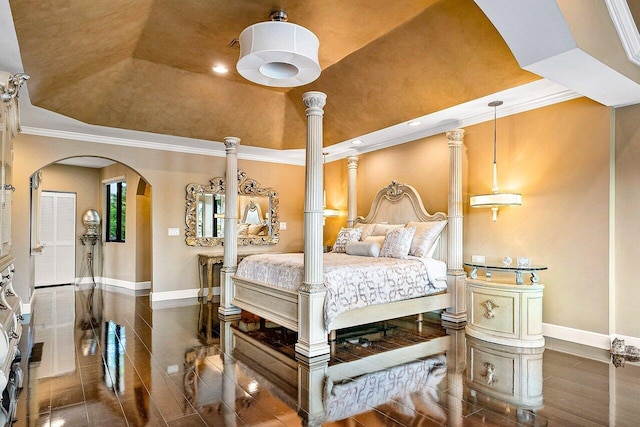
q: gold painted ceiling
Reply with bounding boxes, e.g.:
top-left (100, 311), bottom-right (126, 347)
top-left (9, 0), bottom-right (537, 149)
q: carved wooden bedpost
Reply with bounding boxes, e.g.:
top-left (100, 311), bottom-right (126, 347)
top-left (296, 91), bottom-right (331, 358)
top-left (346, 156), bottom-right (359, 228)
top-left (442, 129), bottom-right (467, 324)
top-left (219, 136), bottom-right (242, 317)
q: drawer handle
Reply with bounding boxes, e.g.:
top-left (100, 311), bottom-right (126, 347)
top-left (481, 299), bottom-right (499, 319)
top-left (481, 362), bottom-right (498, 385)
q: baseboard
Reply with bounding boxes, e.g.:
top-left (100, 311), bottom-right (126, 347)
top-left (150, 286), bottom-right (220, 302)
top-left (76, 276), bottom-right (151, 291)
top-left (543, 322), bottom-right (611, 349)
top-left (20, 290), bottom-right (36, 316)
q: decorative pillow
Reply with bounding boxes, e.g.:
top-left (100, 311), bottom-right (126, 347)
top-left (406, 220), bottom-right (447, 257)
top-left (364, 235), bottom-right (386, 245)
top-left (332, 227), bottom-right (363, 253)
top-left (238, 224), bottom-right (249, 236)
top-left (372, 223), bottom-right (404, 236)
top-left (345, 241), bottom-right (381, 257)
top-left (355, 223), bottom-right (376, 241)
top-left (380, 226), bottom-right (416, 259)
top-left (248, 223), bottom-right (265, 235)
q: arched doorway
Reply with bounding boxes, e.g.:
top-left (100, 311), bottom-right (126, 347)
top-left (30, 156), bottom-right (152, 293)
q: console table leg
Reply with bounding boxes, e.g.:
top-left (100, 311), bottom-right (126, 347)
top-left (531, 272), bottom-right (539, 283)
top-left (516, 271), bottom-right (523, 285)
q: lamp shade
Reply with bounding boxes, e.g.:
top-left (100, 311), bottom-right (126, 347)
top-left (237, 21), bottom-right (320, 87)
top-left (470, 193), bottom-right (522, 207)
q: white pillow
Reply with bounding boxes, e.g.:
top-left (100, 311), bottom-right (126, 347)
top-left (364, 235), bottom-right (386, 245)
top-left (380, 227), bottom-right (416, 259)
top-left (372, 223), bottom-right (404, 236)
top-left (355, 223), bottom-right (376, 241)
top-left (248, 223), bottom-right (265, 235)
top-left (332, 227), bottom-right (363, 253)
top-left (407, 220), bottom-right (447, 258)
top-left (345, 241), bottom-right (381, 257)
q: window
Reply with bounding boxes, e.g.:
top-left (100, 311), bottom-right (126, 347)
top-left (106, 181), bottom-right (126, 242)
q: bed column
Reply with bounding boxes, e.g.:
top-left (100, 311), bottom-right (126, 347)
top-left (296, 91), bottom-right (331, 359)
top-left (346, 156), bottom-right (359, 228)
top-left (219, 136), bottom-right (242, 317)
top-left (442, 129), bottom-right (467, 324)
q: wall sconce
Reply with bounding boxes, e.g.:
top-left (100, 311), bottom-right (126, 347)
top-left (470, 101), bottom-right (522, 222)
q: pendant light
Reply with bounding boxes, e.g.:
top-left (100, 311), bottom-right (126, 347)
top-left (470, 101), bottom-right (522, 222)
top-left (236, 10), bottom-right (320, 88)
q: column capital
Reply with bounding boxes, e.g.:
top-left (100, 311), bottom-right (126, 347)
top-left (347, 156), bottom-right (359, 169)
top-left (303, 91), bottom-right (327, 115)
top-left (446, 129), bottom-right (465, 146)
top-left (223, 136), bottom-right (240, 151)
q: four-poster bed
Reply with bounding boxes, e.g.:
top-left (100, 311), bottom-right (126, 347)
top-left (219, 91), bottom-right (466, 358)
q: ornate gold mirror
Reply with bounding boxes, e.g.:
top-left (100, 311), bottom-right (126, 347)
top-left (185, 170), bottom-right (279, 246)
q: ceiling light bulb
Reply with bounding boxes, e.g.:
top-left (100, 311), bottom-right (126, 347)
top-left (407, 121), bottom-right (422, 127)
top-left (351, 139), bottom-right (364, 145)
top-left (213, 65), bottom-right (228, 74)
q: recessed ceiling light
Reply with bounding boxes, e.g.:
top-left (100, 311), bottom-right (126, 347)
top-left (213, 65), bottom-right (228, 74)
top-left (351, 139), bottom-right (364, 145)
top-left (407, 121), bottom-right (422, 127)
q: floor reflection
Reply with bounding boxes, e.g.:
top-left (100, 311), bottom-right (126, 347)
top-left (17, 287), bottom-right (640, 426)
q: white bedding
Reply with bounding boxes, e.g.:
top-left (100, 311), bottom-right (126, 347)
top-left (235, 252), bottom-right (447, 327)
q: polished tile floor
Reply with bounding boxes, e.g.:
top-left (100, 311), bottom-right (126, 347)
top-left (13, 285), bottom-right (640, 426)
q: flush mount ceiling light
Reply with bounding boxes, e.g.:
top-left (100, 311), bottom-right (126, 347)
top-left (470, 100), bottom-right (522, 222)
top-left (351, 139), bottom-right (364, 145)
top-left (212, 65), bottom-right (228, 74)
top-left (236, 10), bottom-right (320, 88)
top-left (407, 120), bottom-right (422, 127)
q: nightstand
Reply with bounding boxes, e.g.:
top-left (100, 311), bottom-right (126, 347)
top-left (465, 277), bottom-right (544, 347)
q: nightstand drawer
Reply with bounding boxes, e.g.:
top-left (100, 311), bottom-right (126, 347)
top-left (469, 289), bottom-right (517, 336)
top-left (466, 278), bottom-right (544, 347)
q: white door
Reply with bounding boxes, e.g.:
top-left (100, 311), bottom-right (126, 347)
top-left (35, 191), bottom-right (76, 287)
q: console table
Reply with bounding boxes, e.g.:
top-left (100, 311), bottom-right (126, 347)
top-left (198, 254), bottom-right (250, 301)
top-left (464, 262), bottom-right (547, 285)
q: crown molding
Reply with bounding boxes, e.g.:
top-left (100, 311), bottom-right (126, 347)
top-left (21, 79), bottom-right (580, 166)
top-left (606, 0), bottom-right (640, 67)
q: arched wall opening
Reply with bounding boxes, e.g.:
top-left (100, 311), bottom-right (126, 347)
top-left (29, 156), bottom-right (152, 294)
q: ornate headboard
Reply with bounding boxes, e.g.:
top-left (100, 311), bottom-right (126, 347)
top-left (354, 181), bottom-right (448, 261)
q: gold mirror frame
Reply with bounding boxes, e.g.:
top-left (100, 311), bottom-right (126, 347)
top-left (185, 170), bottom-right (280, 246)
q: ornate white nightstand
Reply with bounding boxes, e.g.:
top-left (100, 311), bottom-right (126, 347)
top-left (465, 277), bottom-right (545, 348)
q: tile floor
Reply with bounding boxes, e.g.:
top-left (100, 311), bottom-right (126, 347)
top-left (12, 285), bottom-right (640, 426)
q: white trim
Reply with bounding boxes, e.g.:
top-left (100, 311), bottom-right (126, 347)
top-left (20, 289), bottom-right (36, 315)
top-left (150, 286), bottom-right (219, 302)
top-left (543, 322), bottom-right (611, 349)
top-left (21, 80), bottom-right (580, 165)
top-left (609, 107), bottom-right (616, 337)
top-left (76, 276), bottom-right (151, 291)
top-left (606, 0), bottom-right (640, 67)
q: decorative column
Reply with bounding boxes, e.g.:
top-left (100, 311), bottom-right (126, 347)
top-left (442, 129), bottom-right (467, 323)
top-left (346, 156), bottom-right (358, 228)
top-left (219, 136), bottom-right (242, 317)
top-left (295, 91), bottom-right (330, 358)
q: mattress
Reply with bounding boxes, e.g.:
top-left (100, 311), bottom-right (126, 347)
top-left (235, 252), bottom-right (447, 327)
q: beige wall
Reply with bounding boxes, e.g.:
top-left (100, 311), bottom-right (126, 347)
top-left (327, 98), bottom-right (611, 335)
top-left (100, 163), bottom-right (149, 284)
top-left (12, 134), bottom-right (305, 303)
top-left (615, 103), bottom-right (640, 338)
top-left (36, 163), bottom-right (101, 280)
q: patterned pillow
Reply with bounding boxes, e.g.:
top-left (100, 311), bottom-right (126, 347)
top-left (380, 227), bottom-right (416, 259)
top-left (407, 220), bottom-right (447, 257)
top-left (332, 227), bottom-right (363, 253)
